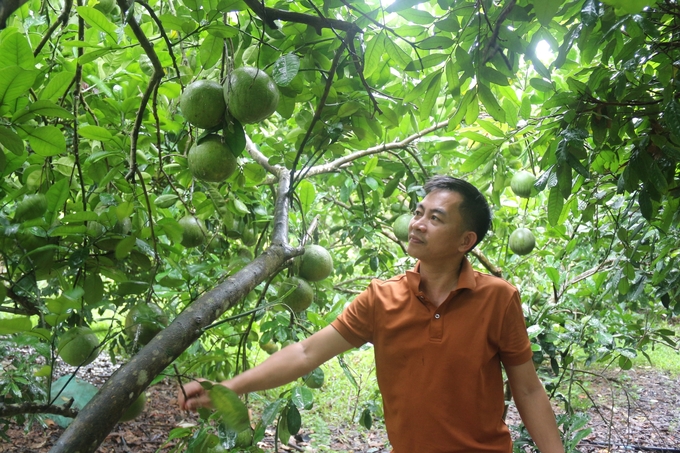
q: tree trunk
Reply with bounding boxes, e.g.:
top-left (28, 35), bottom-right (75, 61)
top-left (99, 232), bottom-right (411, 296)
top-left (50, 172), bottom-right (297, 453)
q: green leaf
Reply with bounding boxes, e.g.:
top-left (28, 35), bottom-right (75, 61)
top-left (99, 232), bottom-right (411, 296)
top-left (278, 408), bottom-right (291, 445)
top-left (291, 386), bottom-right (314, 410)
top-left (209, 385), bottom-right (250, 432)
top-left (477, 84), bottom-right (506, 123)
top-left (418, 36), bottom-right (455, 50)
top-left (117, 281), bottom-right (149, 296)
top-left (272, 53), bottom-right (300, 87)
top-left (359, 408), bottom-right (372, 430)
top-left (46, 178), bottom-right (70, 224)
top-left (0, 66), bottom-right (37, 106)
top-left (337, 101), bottom-right (361, 117)
top-left (27, 100), bottom-right (74, 120)
top-left (115, 236), bottom-right (136, 259)
top-left (384, 39), bottom-right (412, 69)
top-left (297, 179), bottom-right (316, 213)
top-left (78, 125), bottom-right (113, 141)
top-left (200, 34), bottom-right (222, 70)
top-left (420, 71), bottom-right (442, 120)
top-left (50, 225), bottom-right (88, 236)
top-left (62, 211), bottom-right (100, 223)
top-left (0, 316), bottom-right (32, 334)
top-left (664, 100), bottom-right (680, 139)
top-left (533, 0), bottom-right (564, 26)
top-left (448, 89), bottom-right (476, 130)
top-left (461, 145), bottom-right (495, 172)
top-left (260, 399), bottom-right (286, 426)
top-left (0, 125), bottom-right (23, 155)
top-left (77, 6), bottom-right (118, 42)
top-left (0, 32), bottom-right (35, 69)
top-left (479, 67), bottom-right (509, 86)
top-left (581, 0), bottom-right (599, 27)
top-left (223, 120), bottom-right (245, 157)
top-left (548, 186), bottom-right (563, 226)
top-left (477, 120), bottom-right (505, 138)
top-left (364, 32), bottom-right (385, 79)
top-left (27, 126), bottom-right (66, 157)
top-left (529, 78), bottom-right (554, 92)
top-left (404, 54), bottom-right (448, 72)
top-left (386, 0), bottom-right (426, 12)
top-left (286, 404), bottom-right (301, 435)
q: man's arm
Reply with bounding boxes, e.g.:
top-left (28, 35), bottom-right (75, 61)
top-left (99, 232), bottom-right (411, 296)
top-left (179, 325), bottom-right (354, 411)
top-left (505, 360), bottom-right (565, 453)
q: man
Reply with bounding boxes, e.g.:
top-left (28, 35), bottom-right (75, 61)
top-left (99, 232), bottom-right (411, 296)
top-left (179, 176), bottom-right (564, 453)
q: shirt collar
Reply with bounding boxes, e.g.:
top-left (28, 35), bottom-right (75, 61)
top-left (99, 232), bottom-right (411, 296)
top-left (406, 256), bottom-right (477, 296)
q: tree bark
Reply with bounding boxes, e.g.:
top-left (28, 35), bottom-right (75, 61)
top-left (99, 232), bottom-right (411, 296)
top-left (0, 0), bottom-right (30, 28)
top-left (49, 172), bottom-right (298, 453)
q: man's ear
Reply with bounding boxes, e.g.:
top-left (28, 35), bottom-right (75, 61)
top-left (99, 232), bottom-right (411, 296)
top-left (459, 231), bottom-right (477, 254)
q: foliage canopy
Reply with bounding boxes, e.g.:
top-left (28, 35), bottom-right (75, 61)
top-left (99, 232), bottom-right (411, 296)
top-left (0, 0), bottom-right (678, 451)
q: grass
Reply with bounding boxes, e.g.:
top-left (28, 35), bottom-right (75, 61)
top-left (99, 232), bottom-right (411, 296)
top-left (633, 341), bottom-right (680, 376)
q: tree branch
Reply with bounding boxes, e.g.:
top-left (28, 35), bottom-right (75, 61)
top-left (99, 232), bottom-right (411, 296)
top-left (117, 0), bottom-right (164, 181)
top-left (0, 0), bottom-right (30, 28)
top-left (49, 173), bottom-right (299, 453)
top-left (241, 0), bottom-right (360, 34)
top-left (0, 401), bottom-right (78, 418)
top-left (302, 119), bottom-right (451, 178)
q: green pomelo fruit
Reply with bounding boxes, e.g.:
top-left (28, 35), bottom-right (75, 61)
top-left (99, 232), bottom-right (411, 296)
top-left (180, 80), bottom-right (226, 129)
top-left (241, 227), bottom-right (257, 246)
top-left (509, 228), bottom-right (536, 255)
top-left (124, 303), bottom-right (169, 346)
top-left (234, 428), bottom-right (253, 448)
top-left (58, 326), bottom-right (100, 367)
top-left (303, 367), bottom-right (324, 389)
top-left (188, 135), bottom-right (237, 183)
top-left (299, 244), bottom-right (333, 282)
top-left (119, 392), bottom-right (146, 422)
top-left (259, 341), bottom-right (279, 355)
top-left (510, 171), bottom-right (536, 198)
top-left (15, 194), bottom-right (47, 222)
top-left (179, 216), bottom-right (206, 248)
top-left (280, 276), bottom-right (314, 312)
top-left (393, 213), bottom-right (411, 242)
top-left (224, 66), bottom-right (280, 124)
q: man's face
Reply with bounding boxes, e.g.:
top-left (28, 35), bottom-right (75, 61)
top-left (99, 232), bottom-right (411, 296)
top-left (406, 190), bottom-right (477, 262)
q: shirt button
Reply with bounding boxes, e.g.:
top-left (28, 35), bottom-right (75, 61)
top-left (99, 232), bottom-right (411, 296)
top-left (434, 314), bottom-right (440, 319)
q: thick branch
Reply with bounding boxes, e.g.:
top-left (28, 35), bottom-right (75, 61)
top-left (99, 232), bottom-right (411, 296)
top-left (470, 249), bottom-right (502, 277)
top-left (242, 0), bottom-right (360, 34)
top-left (49, 175), bottom-right (299, 453)
top-left (0, 0), bottom-right (30, 28)
top-left (6, 286), bottom-right (40, 316)
top-left (1, 402), bottom-right (78, 418)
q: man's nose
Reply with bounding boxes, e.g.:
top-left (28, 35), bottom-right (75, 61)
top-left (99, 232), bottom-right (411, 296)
top-left (410, 216), bottom-right (425, 231)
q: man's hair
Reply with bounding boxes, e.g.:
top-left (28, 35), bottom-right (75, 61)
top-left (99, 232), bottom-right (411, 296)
top-left (423, 175), bottom-right (492, 250)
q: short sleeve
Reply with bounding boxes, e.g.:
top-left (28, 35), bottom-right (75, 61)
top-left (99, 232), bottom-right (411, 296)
top-left (330, 281), bottom-right (378, 348)
top-left (498, 291), bottom-right (533, 367)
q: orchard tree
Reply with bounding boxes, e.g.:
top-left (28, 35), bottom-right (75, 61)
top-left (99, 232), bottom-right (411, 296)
top-left (0, 0), bottom-right (678, 452)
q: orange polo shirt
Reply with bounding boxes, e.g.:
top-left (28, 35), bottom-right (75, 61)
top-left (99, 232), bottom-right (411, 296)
top-left (331, 258), bottom-right (533, 453)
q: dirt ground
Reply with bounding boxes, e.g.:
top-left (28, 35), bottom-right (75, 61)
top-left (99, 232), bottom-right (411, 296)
top-left (1, 356), bottom-right (679, 453)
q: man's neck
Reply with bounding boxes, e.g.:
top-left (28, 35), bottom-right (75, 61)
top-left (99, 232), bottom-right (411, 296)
top-left (418, 256), bottom-right (465, 307)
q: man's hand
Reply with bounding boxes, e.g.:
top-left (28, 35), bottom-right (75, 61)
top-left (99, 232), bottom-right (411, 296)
top-left (177, 326), bottom-right (354, 412)
top-left (178, 379), bottom-right (214, 411)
